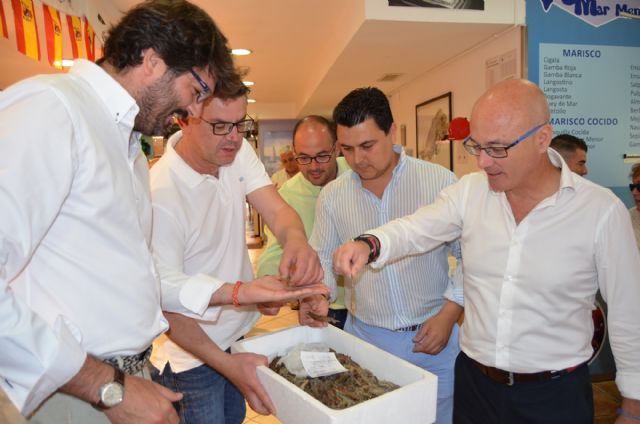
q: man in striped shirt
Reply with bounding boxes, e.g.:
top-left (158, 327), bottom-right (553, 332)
top-left (301, 87), bottom-right (463, 424)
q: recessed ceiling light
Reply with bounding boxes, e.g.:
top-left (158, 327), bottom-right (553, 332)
top-left (247, 98), bottom-right (256, 103)
top-left (243, 81), bottom-right (255, 86)
top-left (232, 48), bottom-right (252, 56)
top-left (53, 59), bottom-right (74, 67)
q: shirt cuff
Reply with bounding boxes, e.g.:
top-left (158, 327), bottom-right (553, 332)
top-left (20, 316), bottom-right (87, 415)
top-left (367, 229), bottom-right (389, 269)
top-left (178, 274), bottom-right (224, 320)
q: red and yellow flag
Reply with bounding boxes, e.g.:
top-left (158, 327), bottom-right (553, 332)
top-left (0, 1), bottom-right (9, 39)
top-left (66, 14), bottom-right (84, 59)
top-left (83, 17), bottom-right (95, 62)
top-left (43, 4), bottom-right (62, 68)
top-left (11, 0), bottom-right (40, 60)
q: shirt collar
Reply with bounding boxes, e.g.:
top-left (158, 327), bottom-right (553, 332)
top-left (547, 147), bottom-right (576, 194)
top-left (70, 59), bottom-right (139, 129)
top-left (165, 131), bottom-right (210, 188)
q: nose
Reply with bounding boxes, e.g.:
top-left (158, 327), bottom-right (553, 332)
top-left (185, 102), bottom-right (204, 119)
top-left (226, 125), bottom-right (242, 142)
top-left (476, 149), bottom-right (494, 169)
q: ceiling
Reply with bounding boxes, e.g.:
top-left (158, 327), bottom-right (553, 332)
top-left (0, 0), bottom-right (517, 120)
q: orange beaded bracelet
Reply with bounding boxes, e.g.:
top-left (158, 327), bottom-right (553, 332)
top-left (232, 281), bottom-right (242, 308)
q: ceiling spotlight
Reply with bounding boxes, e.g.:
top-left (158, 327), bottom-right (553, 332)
top-left (53, 59), bottom-right (74, 68)
top-left (247, 98), bottom-right (256, 103)
top-left (232, 48), bottom-right (252, 56)
top-left (243, 81), bottom-right (255, 86)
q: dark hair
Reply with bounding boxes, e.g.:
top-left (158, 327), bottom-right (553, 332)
top-left (333, 87), bottom-right (393, 135)
top-left (631, 163), bottom-right (640, 181)
top-left (101, 0), bottom-right (243, 98)
top-left (550, 134), bottom-right (588, 153)
top-left (292, 115), bottom-right (336, 149)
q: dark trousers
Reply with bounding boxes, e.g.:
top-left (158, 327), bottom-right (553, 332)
top-left (453, 351), bottom-right (593, 424)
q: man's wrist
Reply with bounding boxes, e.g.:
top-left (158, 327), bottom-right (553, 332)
top-left (353, 234), bottom-right (381, 264)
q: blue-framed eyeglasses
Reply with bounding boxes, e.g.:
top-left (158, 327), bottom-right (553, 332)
top-left (190, 68), bottom-right (212, 104)
top-left (463, 122), bottom-right (548, 158)
top-left (201, 116), bottom-right (255, 135)
top-left (295, 145), bottom-right (337, 165)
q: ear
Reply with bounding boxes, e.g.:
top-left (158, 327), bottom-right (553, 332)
top-left (389, 122), bottom-right (398, 143)
top-left (141, 48), bottom-right (165, 77)
top-left (537, 123), bottom-right (553, 152)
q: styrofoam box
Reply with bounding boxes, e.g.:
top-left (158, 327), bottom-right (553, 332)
top-left (231, 325), bottom-right (437, 424)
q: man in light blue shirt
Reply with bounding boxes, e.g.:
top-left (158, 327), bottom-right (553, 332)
top-left (301, 87), bottom-right (463, 424)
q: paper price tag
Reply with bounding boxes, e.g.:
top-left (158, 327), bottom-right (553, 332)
top-left (300, 351), bottom-right (348, 378)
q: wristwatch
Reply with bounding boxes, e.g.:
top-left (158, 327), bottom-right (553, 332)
top-left (95, 366), bottom-right (125, 410)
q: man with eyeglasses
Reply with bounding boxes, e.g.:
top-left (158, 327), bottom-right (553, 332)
top-left (0, 1), bottom-right (248, 423)
top-left (302, 87), bottom-right (463, 424)
top-left (147, 85), bottom-right (325, 424)
top-left (257, 115), bottom-right (351, 328)
top-left (332, 79), bottom-right (640, 423)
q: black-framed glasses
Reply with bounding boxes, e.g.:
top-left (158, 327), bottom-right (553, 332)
top-left (630, 183), bottom-right (640, 191)
top-left (201, 116), bottom-right (255, 135)
top-left (190, 69), bottom-right (212, 104)
top-left (463, 122), bottom-right (547, 158)
top-left (294, 145), bottom-right (336, 165)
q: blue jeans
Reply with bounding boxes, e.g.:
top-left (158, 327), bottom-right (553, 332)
top-left (151, 362), bottom-right (245, 424)
top-left (344, 315), bottom-right (460, 424)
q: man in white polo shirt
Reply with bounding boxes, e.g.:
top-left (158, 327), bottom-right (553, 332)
top-left (148, 83), bottom-right (325, 424)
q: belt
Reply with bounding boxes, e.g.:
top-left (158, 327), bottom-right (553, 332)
top-left (394, 323), bottom-right (423, 332)
top-left (468, 355), bottom-right (583, 386)
top-left (103, 346), bottom-right (152, 375)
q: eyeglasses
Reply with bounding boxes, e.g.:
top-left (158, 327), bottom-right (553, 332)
top-left (630, 183), bottom-right (640, 191)
top-left (190, 69), bottom-right (212, 104)
top-left (294, 145), bottom-right (336, 165)
top-left (463, 122), bottom-right (548, 158)
top-left (201, 116), bottom-right (255, 135)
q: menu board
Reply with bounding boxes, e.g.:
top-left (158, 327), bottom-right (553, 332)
top-left (539, 43), bottom-right (640, 187)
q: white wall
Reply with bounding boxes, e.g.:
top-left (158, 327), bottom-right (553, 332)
top-left (388, 25), bottom-right (523, 177)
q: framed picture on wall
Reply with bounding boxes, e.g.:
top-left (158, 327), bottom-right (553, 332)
top-left (415, 92), bottom-right (452, 170)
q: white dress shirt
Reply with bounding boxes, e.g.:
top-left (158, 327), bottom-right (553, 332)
top-left (369, 149), bottom-right (640, 399)
top-left (150, 135), bottom-right (272, 373)
top-left (310, 145), bottom-right (463, 330)
top-left (0, 60), bottom-right (168, 415)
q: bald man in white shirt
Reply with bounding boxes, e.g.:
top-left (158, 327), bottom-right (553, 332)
top-left (332, 79), bottom-right (640, 424)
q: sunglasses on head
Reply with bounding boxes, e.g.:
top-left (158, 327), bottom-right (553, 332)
top-left (630, 183), bottom-right (640, 191)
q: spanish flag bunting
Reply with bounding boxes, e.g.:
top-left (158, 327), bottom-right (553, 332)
top-left (0, 1), bottom-right (9, 39)
top-left (11, 0), bottom-right (40, 60)
top-left (43, 4), bottom-right (62, 68)
top-left (66, 14), bottom-right (84, 59)
top-left (83, 16), bottom-right (95, 62)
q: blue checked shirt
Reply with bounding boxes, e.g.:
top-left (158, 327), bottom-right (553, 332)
top-left (310, 145), bottom-right (463, 330)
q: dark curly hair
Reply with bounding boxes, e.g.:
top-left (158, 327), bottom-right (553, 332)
top-left (333, 87), bottom-right (393, 135)
top-left (101, 0), bottom-right (243, 98)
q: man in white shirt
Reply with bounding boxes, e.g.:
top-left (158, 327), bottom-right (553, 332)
top-left (149, 86), bottom-right (324, 424)
top-left (300, 87), bottom-right (463, 424)
top-left (333, 79), bottom-right (640, 423)
top-left (271, 145), bottom-right (299, 189)
top-left (0, 2), bottom-right (244, 423)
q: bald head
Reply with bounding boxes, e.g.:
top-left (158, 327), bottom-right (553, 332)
top-left (468, 79), bottom-right (557, 195)
top-left (472, 79), bottom-right (550, 132)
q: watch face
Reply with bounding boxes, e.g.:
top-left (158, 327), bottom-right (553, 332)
top-left (101, 382), bottom-right (124, 407)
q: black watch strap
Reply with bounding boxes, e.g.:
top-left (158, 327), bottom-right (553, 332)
top-left (353, 234), bottom-right (381, 264)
